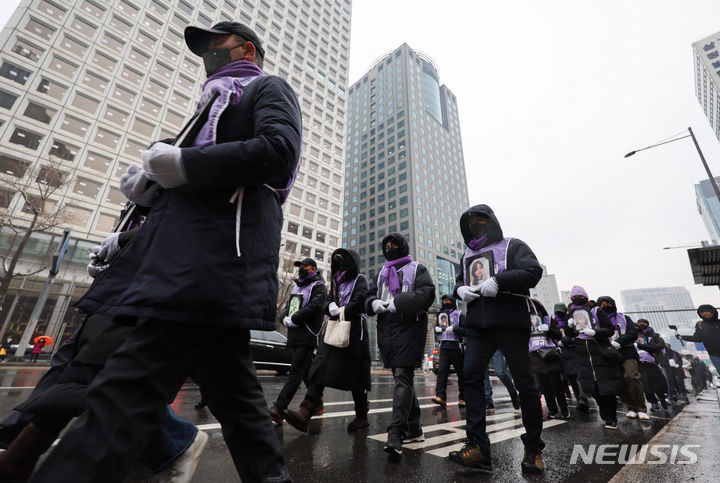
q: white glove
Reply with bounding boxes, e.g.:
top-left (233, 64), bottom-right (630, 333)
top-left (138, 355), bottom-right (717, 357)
top-left (86, 261), bottom-right (105, 278)
top-left (142, 142), bottom-right (187, 189)
top-left (387, 299), bottom-right (397, 313)
top-left (567, 318), bottom-right (577, 328)
top-left (372, 299), bottom-right (388, 314)
top-left (120, 165), bottom-right (161, 206)
top-left (669, 360), bottom-right (679, 368)
top-left (479, 277), bottom-right (499, 297)
top-left (538, 324), bottom-right (549, 332)
top-left (89, 232), bottom-right (120, 264)
top-left (435, 326), bottom-right (443, 334)
top-left (283, 316), bottom-right (297, 328)
top-left (611, 340), bottom-right (621, 349)
top-left (457, 286), bottom-right (480, 303)
top-left (446, 325), bottom-right (454, 334)
top-left (581, 328), bottom-right (596, 337)
top-left (328, 302), bottom-right (341, 316)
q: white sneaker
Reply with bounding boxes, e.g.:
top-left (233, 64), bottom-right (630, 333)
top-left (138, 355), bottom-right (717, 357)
top-left (638, 412), bottom-right (650, 422)
top-left (626, 411), bottom-right (638, 419)
top-left (158, 430), bottom-right (209, 483)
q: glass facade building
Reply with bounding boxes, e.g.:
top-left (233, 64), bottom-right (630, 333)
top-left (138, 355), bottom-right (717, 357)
top-left (693, 30), bottom-right (720, 142)
top-left (620, 286), bottom-right (697, 335)
top-left (695, 176), bottom-right (720, 244)
top-left (0, 0), bottom-right (351, 345)
top-left (345, 44), bottom-right (469, 355)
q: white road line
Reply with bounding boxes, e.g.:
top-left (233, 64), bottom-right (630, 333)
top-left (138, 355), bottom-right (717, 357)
top-left (426, 419), bottom-right (567, 458)
top-left (0, 386), bottom-right (35, 390)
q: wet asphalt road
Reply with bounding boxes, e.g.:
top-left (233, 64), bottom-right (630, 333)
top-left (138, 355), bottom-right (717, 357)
top-left (0, 366), bottom-right (686, 482)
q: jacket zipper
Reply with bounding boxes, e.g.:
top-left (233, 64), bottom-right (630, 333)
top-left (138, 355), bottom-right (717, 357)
top-left (585, 339), bottom-right (597, 381)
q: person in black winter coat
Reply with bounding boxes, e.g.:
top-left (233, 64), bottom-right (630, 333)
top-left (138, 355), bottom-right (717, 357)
top-left (366, 233), bottom-right (435, 461)
top-left (528, 312), bottom-right (567, 420)
top-left (448, 204), bottom-right (545, 475)
top-left (680, 304), bottom-right (720, 375)
top-left (31, 22), bottom-right (299, 483)
top-left (432, 295), bottom-right (466, 407)
top-left (565, 294), bottom-right (622, 430)
top-left (284, 249), bottom-right (371, 433)
top-left (597, 296), bottom-right (648, 422)
top-left (271, 258), bottom-right (327, 423)
top-left (635, 319), bottom-right (669, 412)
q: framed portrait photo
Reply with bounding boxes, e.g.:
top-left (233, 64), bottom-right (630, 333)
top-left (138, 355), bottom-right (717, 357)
top-left (438, 313), bottom-right (449, 328)
top-left (288, 293), bottom-right (303, 316)
top-left (573, 309), bottom-right (591, 331)
top-left (465, 252), bottom-right (495, 291)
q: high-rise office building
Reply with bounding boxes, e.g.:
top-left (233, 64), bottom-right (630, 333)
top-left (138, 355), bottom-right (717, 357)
top-left (620, 286), bottom-right (696, 334)
top-left (529, 264), bottom-right (560, 314)
top-left (695, 176), bottom-right (720, 244)
top-left (345, 44), bottom-right (469, 355)
top-left (693, 30), bottom-right (720, 142)
top-left (0, 0), bottom-right (350, 341)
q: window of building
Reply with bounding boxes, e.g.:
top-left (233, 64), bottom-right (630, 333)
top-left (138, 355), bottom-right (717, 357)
top-left (104, 105), bottom-right (129, 126)
top-left (48, 139), bottom-right (78, 162)
top-left (131, 117), bottom-right (155, 137)
top-left (116, 0), bottom-right (139, 19)
top-left (94, 128), bottom-right (120, 149)
top-left (0, 188), bottom-right (14, 208)
top-left (72, 176), bottom-right (102, 199)
top-left (0, 90), bottom-right (17, 110)
top-left (315, 249), bottom-right (324, 261)
top-left (287, 222), bottom-right (299, 234)
top-left (153, 61), bottom-right (173, 80)
top-left (71, 93), bottom-right (100, 114)
top-left (82, 151), bottom-right (111, 173)
top-left (300, 245), bottom-right (311, 257)
top-left (11, 38), bottom-right (44, 61)
top-left (38, 0), bottom-right (66, 21)
top-left (123, 138), bottom-right (144, 158)
top-left (80, 0), bottom-right (105, 19)
top-left (138, 97), bottom-right (161, 119)
top-left (285, 240), bottom-right (297, 253)
top-left (121, 65), bottom-right (144, 86)
top-left (10, 127), bottom-right (43, 150)
top-left (316, 231), bottom-right (325, 243)
top-left (95, 213), bottom-right (117, 233)
top-left (102, 32), bottom-right (125, 55)
top-left (24, 17), bottom-right (55, 41)
top-left (105, 186), bottom-right (125, 206)
top-left (70, 16), bottom-right (98, 39)
top-left (81, 71), bottom-right (108, 94)
top-left (112, 85), bottom-right (136, 105)
top-left (135, 31), bottom-right (158, 50)
top-left (177, 0), bottom-right (194, 15)
top-left (164, 110), bottom-right (184, 128)
top-left (65, 205), bottom-right (92, 227)
top-left (0, 62), bottom-right (31, 85)
top-left (147, 79), bottom-right (168, 99)
top-left (60, 115), bottom-right (90, 137)
top-left (36, 166), bottom-right (65, 187)
top-left (108, 15), bottom-right (132, 36)
top-left (0, 155), bottom-right (30, 177)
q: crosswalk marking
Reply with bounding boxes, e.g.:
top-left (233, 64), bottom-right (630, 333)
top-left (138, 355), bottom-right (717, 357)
top-left (426, 419), bottom-right (567, 457)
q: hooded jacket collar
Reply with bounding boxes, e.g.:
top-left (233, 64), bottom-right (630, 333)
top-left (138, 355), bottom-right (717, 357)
top-left (460, 204), bottom-right (503, 249)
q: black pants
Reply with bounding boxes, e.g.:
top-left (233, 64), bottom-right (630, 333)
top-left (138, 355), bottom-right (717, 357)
top-left (435, 346), bottom-right (465, 400)
top-left (592, 383), bottom-right (617, 423)
top-left (535, 372), bottom-right (568, 415)
top-left (275, 345), bottom-right (315, 410)
top-left (306, 384), bottom-right (368, 409)
top-left (388, 367), bottom-right (421, 437)
top-left (464, 328), bottom-right (544, 456)
top-left (29, 318), bottom-right (290, 483)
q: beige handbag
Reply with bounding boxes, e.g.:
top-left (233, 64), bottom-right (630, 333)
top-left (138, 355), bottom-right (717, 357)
top-left (324, 306), bottom-right (351, 348)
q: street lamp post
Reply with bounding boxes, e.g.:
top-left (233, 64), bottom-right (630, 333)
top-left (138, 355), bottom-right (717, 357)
top-left (625, 126), bottom-right (720, 206)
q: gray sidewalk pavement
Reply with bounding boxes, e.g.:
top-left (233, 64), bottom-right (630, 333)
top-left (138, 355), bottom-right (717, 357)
top-left (610, 386), bottom-right (720, 483)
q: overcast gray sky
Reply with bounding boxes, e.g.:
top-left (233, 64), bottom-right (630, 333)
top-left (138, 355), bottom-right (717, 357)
top-left (2, 1), bottom-right (720, 310)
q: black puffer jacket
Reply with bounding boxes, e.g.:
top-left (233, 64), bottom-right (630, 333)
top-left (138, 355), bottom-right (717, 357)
top-left (281, 271), bottom-right (327, 347)
top-left (309, 249), bottom-right (371, 392)
top-left (681, 305), bottom-right (720, 357)
top-left (367, 233), bottom-right (435, 369)
top-left (77, 75), bottom-right (302, 329)
top-left (453, 205), bottom-right (543, 331)
top-left (565, 306), bottom-right (622, 396)
top-left (597, 296), bottom-right (639, 361)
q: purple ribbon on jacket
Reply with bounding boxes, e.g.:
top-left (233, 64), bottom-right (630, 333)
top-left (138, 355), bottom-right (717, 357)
top-left (192, 60), bottom-right (265, 148)
top-left (381, 255), bottom-right (413, 296)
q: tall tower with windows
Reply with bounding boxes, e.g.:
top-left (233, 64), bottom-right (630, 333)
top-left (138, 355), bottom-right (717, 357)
top-left (0, 0), bottom-right (350, 341)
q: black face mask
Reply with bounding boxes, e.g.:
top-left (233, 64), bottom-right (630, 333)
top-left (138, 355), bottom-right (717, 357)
top-left (601, 306), bottom-right (615, 315)
top-left (571, 297), bottom-right (587, 306)
top-left (385, 247), bottom-right (402, 261)
top-left (442, 303), bottom-right (454, 311)
top-left (202, 47), bottom-right (237, 76)
top-left (298, 268), bottom-right (309, 279)
top-left (469, 222), bottom-right (490, 240)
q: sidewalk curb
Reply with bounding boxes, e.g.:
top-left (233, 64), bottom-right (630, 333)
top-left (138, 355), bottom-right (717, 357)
top-left (609, 387), bottom-right (720, 482)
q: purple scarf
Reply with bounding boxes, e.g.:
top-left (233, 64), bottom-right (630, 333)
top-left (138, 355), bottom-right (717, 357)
top-left (468, 234), bottom-right (488, 251)
top-left (381, 255), bottom-right (413, 296)
top-left (334, 270), bottom-right (347, 285)
top-left (192, 60), bottom-right (265, 148)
